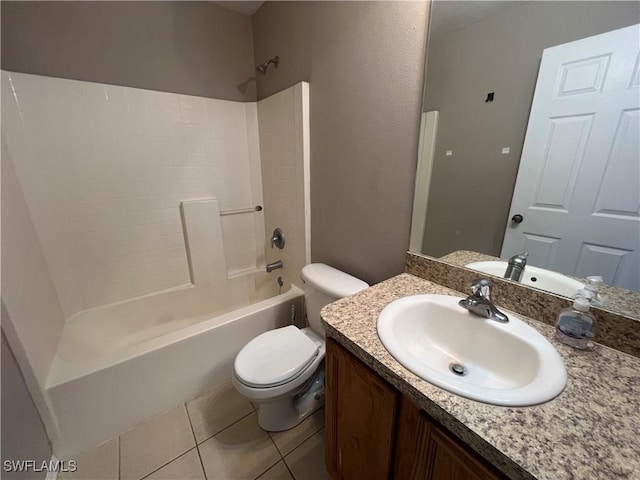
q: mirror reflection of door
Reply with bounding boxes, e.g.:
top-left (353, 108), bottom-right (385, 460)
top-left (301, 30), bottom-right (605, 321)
top-left (503, 24), bottom-right (640, 291)
top-left (413, 1), bottom-right (640, 296)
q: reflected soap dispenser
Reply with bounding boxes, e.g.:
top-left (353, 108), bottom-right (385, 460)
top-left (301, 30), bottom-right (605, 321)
top-left (572, 275), bottom-right (604, 307)
top-left (555, 297), bottom-right (596, 349)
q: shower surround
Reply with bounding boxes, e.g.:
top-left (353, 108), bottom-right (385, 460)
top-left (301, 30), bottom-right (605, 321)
top-left (1, 71), bottom-right (310, 457)
top-left (2, 71), bottom-right (265, 317)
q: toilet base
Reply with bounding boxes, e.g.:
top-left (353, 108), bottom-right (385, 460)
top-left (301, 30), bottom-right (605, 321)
top-left (257, 365), bottom-right (325, 431)
top-left (256, 397), bottom-right (321, 431)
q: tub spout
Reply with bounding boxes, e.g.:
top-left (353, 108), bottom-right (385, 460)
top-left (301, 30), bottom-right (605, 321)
top-left (266, 260), bottom-right (283, 273)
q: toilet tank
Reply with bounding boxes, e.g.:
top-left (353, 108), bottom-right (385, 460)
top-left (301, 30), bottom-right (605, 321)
top-left (300, 264), bottom-right (369, 335)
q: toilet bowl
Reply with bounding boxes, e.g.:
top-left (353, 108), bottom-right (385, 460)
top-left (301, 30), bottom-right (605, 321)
top-left (232, 263), bottom-right (368, 431)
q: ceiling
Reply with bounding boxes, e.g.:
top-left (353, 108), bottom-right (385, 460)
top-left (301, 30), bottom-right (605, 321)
top-left (429, 1), bottom-right (529, 38)
top-left (213, 1), bottom-right (265, 16)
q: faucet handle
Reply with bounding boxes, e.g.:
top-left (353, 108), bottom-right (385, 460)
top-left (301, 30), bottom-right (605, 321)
top-left (270, 228), bottom-right (285, 249)
top-left (471, 278), bottom-right (493, 300)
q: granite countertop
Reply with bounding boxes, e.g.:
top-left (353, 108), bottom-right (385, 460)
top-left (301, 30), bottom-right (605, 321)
top-left (440, 250), bottom-right (640, 321)
top-left (321, 273), bottom-right (640, 480)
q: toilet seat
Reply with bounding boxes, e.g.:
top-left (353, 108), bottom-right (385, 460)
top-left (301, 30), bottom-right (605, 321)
top-left (234, 326), bottom-right (320, 388)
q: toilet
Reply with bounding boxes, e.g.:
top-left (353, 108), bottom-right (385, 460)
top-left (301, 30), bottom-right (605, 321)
top-left (232, 263), bottom-right (369, 431)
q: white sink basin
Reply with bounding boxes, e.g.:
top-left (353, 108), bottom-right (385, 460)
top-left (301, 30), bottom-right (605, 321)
top-left (377, 294), bottom-right (566, 406)
top-left (466, 261), bottom-right (585, 298)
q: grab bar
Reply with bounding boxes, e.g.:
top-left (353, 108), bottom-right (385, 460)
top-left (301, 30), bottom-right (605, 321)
top-left (220, 205), bottom-right (263, 217)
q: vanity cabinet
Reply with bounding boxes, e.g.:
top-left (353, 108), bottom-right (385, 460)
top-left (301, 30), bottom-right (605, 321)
top-left (325, 339), bottom-right (508, 480)
top-left (325, 337), bottom-right (399, 479)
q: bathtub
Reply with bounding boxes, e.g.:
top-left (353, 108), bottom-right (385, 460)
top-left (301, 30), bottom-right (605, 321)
top-left (44, 271), bottom-right (304, 459)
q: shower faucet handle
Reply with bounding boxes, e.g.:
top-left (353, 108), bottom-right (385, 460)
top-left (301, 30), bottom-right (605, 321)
top-left (270, 228), bottom-right (285, 249)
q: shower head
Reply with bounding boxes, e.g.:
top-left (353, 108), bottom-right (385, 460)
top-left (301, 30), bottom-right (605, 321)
top-left (256, 56), bottom-right (279, 75)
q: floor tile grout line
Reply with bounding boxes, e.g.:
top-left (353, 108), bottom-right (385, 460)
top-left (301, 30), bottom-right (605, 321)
top-left (251, 457), bottom-right (283, 480)
top-left (268, 411), bottom-right (326, 458)
top-left (281, 454), bottom-right (297, 480)
top-left (267, 418), bottom-right (325, 480)
top-left (184, 401), bottom-right (199, 446)
top-left (114, 388), bottom-right (326, 480)
top-left (283, 429), bottom-right (328, 480)
top-left (294, 429), bottom-right (319, 456)
top-left (184, 402), bottom-right (208, 480)
top-left (267, 431), bottom-right (286, 459)
top-left (278, 435), bottom-right (300, 480)
top-left (137, 446), bottom-right (199, 480)
top-left (124, 404), bottom-right (196, 480)
top-left (194, 409), bottom-right (254, 446)
top-left (285, 428), bottom-right (326, 459)
top-left (195, 446), bottom-right (207, 480)
top-left (270, 428), bottom-right (318, 459)
top-left (188, 402), bottom-right (278, 480)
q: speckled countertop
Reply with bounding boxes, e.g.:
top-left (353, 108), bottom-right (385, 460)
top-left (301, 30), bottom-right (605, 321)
top-left (321, 273), bottom-right (640, 480)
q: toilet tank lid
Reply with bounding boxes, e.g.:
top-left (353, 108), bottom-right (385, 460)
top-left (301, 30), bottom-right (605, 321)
top-left (301, 263), bottom-right (369, 298)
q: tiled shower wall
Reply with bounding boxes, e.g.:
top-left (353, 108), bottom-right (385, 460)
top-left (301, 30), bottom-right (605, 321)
top-left (2, 71), bottom-right (265, 319)
top-left (258, 83), bottom-right (310, 286)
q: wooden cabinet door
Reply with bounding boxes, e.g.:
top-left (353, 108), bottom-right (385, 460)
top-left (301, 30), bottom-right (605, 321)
top-left (325, 339), bottom-right (399, 480)
top-left (394, 397), bottom-right (507, 480)
top-left (428, 425), bottom-right (505, 480)
top-left (394, 396), bottom-right (433, 479)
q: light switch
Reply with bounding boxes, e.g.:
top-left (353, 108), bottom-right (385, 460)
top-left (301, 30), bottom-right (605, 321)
top-left (446, 150), bottom-right (453, 156)
top-left (501, 147), bottom-right (510, 154)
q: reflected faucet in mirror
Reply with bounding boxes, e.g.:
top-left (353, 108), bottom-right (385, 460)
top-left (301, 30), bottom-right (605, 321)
top-left (504, 252), bottom-right (528, 282)
top-left (448, 249), bottom-right (640, 321)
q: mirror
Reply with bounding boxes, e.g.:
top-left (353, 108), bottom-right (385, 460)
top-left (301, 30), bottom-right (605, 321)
top-left (410, 1), bottom-right (640, 318)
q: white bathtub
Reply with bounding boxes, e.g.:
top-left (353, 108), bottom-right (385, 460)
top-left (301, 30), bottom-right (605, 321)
top-left (45, 271), bottom-right (304, 459)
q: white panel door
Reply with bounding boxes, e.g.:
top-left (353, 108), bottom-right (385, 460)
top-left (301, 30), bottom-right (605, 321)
top-left (502, 24), bottom-right (640, 291)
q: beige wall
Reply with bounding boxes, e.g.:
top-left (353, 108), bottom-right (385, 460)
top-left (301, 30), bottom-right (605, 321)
top-left (1, 1), bottom-right (256, 101)
top-left (422, 1), bottom-right (640, 258)
top-left (253, 1), bottom-right (430, 284)
top-left (1, 330), bottom-right (51, 480)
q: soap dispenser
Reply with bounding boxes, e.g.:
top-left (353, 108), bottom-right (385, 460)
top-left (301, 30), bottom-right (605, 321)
top-left (555, 297), bottom-right (596, 349)
top-left (572, 275), bottom-right (604, 307)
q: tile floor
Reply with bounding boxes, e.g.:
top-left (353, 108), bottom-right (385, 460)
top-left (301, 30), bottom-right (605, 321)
top-left (59, 381), bottom-right (329, 480)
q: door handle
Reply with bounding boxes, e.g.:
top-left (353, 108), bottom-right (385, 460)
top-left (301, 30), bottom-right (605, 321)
top-left (511, 214), bottom-right (524, 224)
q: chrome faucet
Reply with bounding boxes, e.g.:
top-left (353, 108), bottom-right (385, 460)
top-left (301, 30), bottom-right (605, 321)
top-left (504, 252), bottom-right (528, 281)
top-left (459, 279), bottom-right (509, 323)
top-left (266, 260), bottom-right (283, 273)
